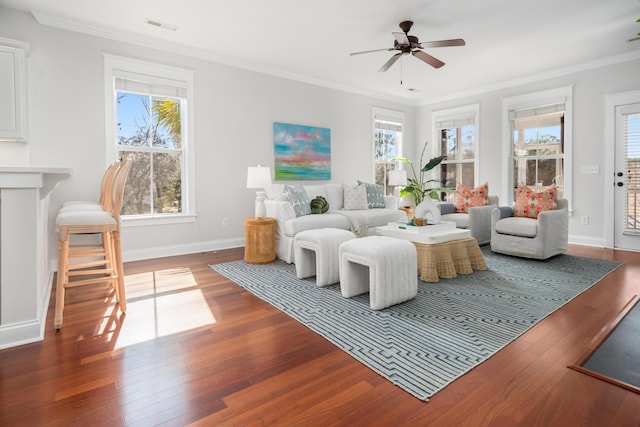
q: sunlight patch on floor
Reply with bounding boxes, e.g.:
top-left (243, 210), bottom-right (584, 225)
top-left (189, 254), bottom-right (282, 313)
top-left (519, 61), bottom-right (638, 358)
top-left (124, 267), bottom-right (198, 299)
top-left (110, 267), bottom-right (216, 349)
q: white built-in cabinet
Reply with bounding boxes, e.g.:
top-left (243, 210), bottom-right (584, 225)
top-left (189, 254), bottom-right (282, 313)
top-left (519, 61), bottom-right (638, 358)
top-left (0, 168), bottom-right (72, 349)
top-left (0, 37), bottom-right (29, 143)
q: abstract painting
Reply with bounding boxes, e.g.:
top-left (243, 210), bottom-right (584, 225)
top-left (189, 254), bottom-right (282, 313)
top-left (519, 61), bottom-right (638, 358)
top-left (273, 122), bottom-right (331, 180)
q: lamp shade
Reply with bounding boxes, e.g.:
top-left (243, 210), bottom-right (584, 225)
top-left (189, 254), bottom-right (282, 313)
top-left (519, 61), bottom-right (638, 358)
top-left (388, 169), bottom-right (407, 186)
top-left (246, 166), bottom-right (272, 188)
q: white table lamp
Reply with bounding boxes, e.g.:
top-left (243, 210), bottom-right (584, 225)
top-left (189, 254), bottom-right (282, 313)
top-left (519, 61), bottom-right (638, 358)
top-left (246, 166), bottom-right (272, 220)
top-left (388, 169), bottom-right (408, 207)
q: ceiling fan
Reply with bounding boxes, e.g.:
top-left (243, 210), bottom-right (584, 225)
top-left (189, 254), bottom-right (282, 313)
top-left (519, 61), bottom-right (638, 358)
top-left (350, 20), bottom-right (465, 71)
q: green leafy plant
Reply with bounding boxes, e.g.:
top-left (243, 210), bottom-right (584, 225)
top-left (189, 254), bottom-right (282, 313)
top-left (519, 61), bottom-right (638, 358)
top-left (394, 141), bottom-right (454, 206)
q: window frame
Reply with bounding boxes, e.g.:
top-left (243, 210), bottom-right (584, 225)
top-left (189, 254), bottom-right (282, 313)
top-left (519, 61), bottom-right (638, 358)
top-left (502, 86), bottom-right (573, 211)
top-left (431, 103), bottom-right (480, 198)
top-left (372, 107), bottom-right (405, 195)
top-left (104, 54), bottom-right (196, 227)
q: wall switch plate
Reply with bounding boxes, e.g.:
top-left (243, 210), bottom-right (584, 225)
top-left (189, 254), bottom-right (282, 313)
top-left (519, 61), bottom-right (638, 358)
top-left (222, 217), bottom-right (229, 227)
top-left (581, 165), bottom-right (600, 174)
top-left (581, 215), bottom-right (589, 225)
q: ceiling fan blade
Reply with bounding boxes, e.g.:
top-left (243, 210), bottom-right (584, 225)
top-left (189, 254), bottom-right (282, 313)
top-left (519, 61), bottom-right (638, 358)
top-left (378, 53), bottom-right (402, 72)
top-left (413, 50), bottom-right (445, 69)
top-left (420, 38), bottom-right (466, 48)
top-left (392, 31), bottom-right (409, 45)
top-left (350, 48), bottom-right (394, 56)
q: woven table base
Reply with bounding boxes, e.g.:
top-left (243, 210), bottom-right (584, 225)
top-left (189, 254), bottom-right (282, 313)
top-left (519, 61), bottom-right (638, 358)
top-left (414, 237), bottom-right (487, 282)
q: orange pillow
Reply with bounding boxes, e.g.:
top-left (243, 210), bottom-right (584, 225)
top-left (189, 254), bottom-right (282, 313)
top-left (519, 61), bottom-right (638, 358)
top-left (513, 184), bottom-right (557, 219)
top-left (454, 183), bottom-right (489, 213)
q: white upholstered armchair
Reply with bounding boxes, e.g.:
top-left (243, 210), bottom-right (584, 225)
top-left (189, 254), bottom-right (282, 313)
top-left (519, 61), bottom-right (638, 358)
top-left (437, 196), bottom-right (499, 245)
top-left (490, 199), bottom-right (568, 260)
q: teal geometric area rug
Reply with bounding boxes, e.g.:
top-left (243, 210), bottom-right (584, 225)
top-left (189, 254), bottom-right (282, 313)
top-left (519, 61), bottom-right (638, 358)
top-left (210, 248), bottom-right (621, 401)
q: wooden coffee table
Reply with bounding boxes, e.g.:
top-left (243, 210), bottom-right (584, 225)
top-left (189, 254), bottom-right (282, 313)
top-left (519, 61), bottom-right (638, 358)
top-left (376, 225), bottom-right (487, 282)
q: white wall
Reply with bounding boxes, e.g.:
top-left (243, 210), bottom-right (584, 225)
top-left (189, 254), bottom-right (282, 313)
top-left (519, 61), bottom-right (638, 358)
top-left (2, 5), bottom-right (637, 265)
top-left (417, 58), bottom-right (640, 247)
top-left (0, 7), bottom-right (415, 264)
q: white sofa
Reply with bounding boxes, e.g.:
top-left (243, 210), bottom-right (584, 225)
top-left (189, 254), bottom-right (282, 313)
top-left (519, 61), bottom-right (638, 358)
top-left (264, 183), bottom-right (405, 263)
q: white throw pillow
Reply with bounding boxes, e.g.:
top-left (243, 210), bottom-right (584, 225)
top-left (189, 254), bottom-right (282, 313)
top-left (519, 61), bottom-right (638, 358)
top-left (342, 184), bottom-right (369, 210)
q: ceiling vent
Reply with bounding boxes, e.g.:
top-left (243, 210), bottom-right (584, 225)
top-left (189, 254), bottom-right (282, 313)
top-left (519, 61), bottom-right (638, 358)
top-left (145, 19), bottom-right (177, 31)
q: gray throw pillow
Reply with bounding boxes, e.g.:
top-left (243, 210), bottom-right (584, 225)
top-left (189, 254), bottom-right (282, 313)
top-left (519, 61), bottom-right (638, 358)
top-left (284, 184), bottom-right (311, 217)
top-left (439, 202), bottom-right (455, 215)
top-left (357, 181), bottom-right (385, 209)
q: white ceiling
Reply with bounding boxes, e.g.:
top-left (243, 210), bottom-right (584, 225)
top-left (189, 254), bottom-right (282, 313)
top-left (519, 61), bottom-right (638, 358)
top-left (2, 0), bottom-right (640, 104)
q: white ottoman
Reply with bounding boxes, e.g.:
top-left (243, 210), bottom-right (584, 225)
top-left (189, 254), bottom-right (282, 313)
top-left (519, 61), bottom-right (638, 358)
top-left (339, 236), bottom-right (417, 310)
top-left (294, 228), bottom-right (356, 286)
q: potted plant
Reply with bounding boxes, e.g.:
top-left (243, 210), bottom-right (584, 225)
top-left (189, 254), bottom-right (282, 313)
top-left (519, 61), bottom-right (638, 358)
top-left (394, 141), bottom-right (453, 207)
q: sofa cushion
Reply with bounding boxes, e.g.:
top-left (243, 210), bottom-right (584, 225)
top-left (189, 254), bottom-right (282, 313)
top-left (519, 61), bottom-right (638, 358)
top-left (304, 184), bottom-right (328, 200)
top-left (357, 181), bottom-right (385, 208)
top-left (284, 213), bottom-right (350, 237)
top-left (264, 184), bottom-right (286, 200)
top-left (360, 207), bottom-right (406, 227)
top-left (495, 216), bottom-right (538, 238)
top-left (343, 184), bottom-right (369, 210)
top-left (325, 183), bottom-right (344, 210)
top-left (514, 184), bottom-right (557, 219)
top-left (454, 183), bottom-right (489, 213)
top-left (440, 213), bottom-right (470, 229)
top-left (284, 184), bottom-right (311, 217)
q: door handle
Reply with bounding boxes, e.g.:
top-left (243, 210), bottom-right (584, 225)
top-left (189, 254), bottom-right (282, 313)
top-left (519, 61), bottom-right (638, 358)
top-left (617, 172), bottom-right (624, 177)
top-left (617, 182), bottom-right (624, 187)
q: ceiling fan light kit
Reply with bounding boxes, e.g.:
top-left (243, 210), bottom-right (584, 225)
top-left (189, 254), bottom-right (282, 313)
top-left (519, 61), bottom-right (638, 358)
top-left (350, 20), bottom-right (465, 72)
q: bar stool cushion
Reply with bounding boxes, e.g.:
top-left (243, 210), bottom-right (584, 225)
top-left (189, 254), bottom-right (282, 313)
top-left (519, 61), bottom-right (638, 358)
top-left (56, 210), bottom-right (116, 226)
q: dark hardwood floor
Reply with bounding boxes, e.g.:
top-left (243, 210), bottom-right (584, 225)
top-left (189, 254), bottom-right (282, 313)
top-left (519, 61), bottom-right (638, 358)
top-left (1, 245), bottom-right (639, 426)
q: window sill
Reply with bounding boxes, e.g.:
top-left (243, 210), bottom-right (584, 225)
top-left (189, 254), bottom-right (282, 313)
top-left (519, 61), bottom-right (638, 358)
top-left (122, 213), bottom-right (197, 228)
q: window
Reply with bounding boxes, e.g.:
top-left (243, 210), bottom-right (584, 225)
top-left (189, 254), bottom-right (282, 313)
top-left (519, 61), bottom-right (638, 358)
top-left (104, 55), bottom-right (195, 225)
top-left (432, 104), bottom-right (479, 200)
top-left (511, 104), bottom-right (564, 198)
top-left (373, 108), bottom-right (404, 195)
top-left (503, 87), bottom-right (572, 207)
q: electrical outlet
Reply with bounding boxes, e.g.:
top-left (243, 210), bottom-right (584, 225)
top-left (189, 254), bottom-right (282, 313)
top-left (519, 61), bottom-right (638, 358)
top-left (222, 217), bottom-right (229, 227)
top-left (581, 215), bottom-right (589, 225)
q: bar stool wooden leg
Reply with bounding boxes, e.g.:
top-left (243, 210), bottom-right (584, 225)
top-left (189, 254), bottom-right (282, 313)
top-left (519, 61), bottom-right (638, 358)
top-left (54, 228), bottom-right (69, 330)
top-left (112, 229), bottom-right (127, 313)
top-left (101, 231), bottom-right (120, 303)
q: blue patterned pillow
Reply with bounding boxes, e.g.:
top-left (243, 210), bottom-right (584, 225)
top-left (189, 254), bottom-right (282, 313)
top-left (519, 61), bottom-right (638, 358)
top-left (357, 181), bottom-right (385, 209)
top-left (284, 184), bottom-right (311, 217)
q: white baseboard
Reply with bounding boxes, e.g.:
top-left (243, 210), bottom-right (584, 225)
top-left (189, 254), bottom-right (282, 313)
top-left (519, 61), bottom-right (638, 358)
top-left (568, 234), bottom-right (607, 248)
top-left (49, 237), bottom-right (245, 271)
top-left (0, 270), bottom-right (54, 350)
top-left (122, 237), bottom-right (245, 263)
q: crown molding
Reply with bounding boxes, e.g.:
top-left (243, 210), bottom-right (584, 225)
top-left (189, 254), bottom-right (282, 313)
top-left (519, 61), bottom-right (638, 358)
top-left (31, 10), bottom-right (417, 106)
top-left (418, 50), bottom-right (640, 106)
top-left (30, 10), bottom-right (640, 108)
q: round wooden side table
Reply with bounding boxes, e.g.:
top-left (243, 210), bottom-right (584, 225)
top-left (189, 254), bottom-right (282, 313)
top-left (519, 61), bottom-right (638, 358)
top-left (243, 218), bottom-right (276, 264)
